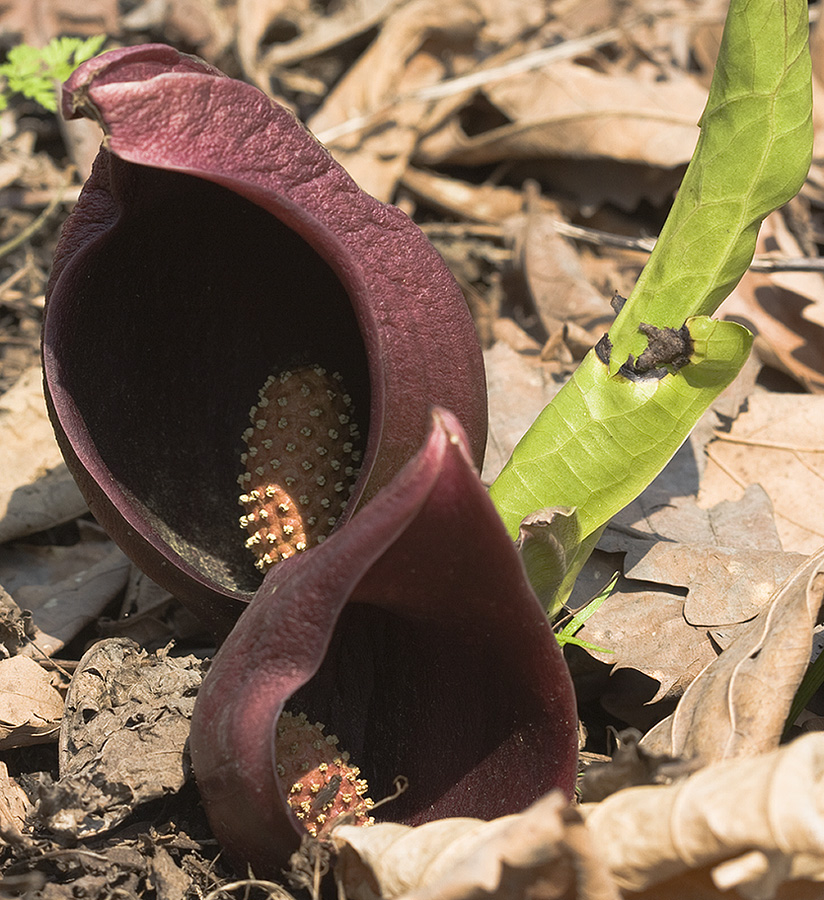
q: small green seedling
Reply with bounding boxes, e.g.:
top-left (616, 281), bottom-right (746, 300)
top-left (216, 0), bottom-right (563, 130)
top-left (555, 573), bottom-right (618, 652)
top-left (492, 0), bottom-right (813, 615)
top-left (0, 35), bottom-right (106, 112)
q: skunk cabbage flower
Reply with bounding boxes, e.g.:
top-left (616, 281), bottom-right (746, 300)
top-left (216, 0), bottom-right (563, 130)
top-left (43, 45), bottom-right (486, 638)
top-left (43, 45), bottom-right (578, 876)
top-left (189, 409), bottom-right (578, 875)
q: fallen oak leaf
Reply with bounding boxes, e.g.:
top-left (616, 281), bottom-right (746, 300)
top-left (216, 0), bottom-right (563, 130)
top-left (573, 487), bottom-right (808, 708)
top-left (607, 484), bottom-right (807, 629)
top-left (642, 548), bottom-right (824, 763)
top-left (699, 392), bottom-right (824, 554)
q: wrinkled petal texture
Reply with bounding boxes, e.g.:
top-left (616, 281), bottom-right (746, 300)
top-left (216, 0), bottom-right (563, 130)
top-left (189, 410), bottom-right (578, 876)
top-left (43, 45), bottom-right (486, 636)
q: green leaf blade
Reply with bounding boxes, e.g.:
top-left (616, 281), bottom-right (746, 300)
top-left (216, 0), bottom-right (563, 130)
top-left (0, 35), bottom-right (106, 112)
top-left (490, 0), bottom-right (810, 549)
top-left (607, 0), bottom-right (812, 369)
top-left (490, 319), bottom-right (753, 540)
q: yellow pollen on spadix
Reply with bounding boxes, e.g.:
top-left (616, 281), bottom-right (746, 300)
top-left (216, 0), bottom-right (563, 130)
top-left (275, 711), bottom-right (374, 838)
top-left (238, 365), bottom-right (363, 571)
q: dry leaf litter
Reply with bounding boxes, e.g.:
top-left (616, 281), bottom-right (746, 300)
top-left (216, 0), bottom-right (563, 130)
top-left (2, 0), bottom-right (824, 897)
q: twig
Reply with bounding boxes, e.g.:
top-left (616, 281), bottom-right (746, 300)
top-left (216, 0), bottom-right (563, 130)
top-left (0, 261), bottom-right (35, 298)
top-left (0, 168), bottom-right (75, 263)
top-left (421, 218), bottom-right (824, 273)
top-left (0, 184), bottom-right (82, 209)
top-left (315, 25), bottom-right (627, 144)
top-left (410, 26), bottom-right (624, 103)
top-left (553, 220), bottom-right (824, 271)
top-left (713, 433), bottom-right (824, 453)
top-left (203, 878), bottom-right (297, 900)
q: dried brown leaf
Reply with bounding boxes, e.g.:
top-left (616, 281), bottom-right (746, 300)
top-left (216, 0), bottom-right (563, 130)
top-left (414, 59), bottom-right (707, 169)
top-left (0, 759), bottom-right (32, 836)
top-left (509, 205), bottom-right (613, 338)
top-left (237, 0), bottom-right (403, 89)
top-left (574, 487), bottom-right (801, 705)
top-left (576, 582), bottom-right (715, 706)
top-left (310, 0), bottom-right (554, 200)
top-left (698, 393), bottom-right (824, 554)
top-left (481, 341), bottom-right (564, 483)
top-left (0, 0), bottom-right (118, 44)
top-left (150, 845), bottom-right (191, 900)
top-left (582, 733), bottom-right (824, 898)
top-left (0, 368), bottom-right (87, 544)
top-left (719, 213), bottom-right (824, 392)
top-left (14, 544), bottom-right (130, 657)
top-left (612, 473), bottom-right (781, 557)
top-left (635, 543), bottom-right (806, 628)
top-left (308, 0), bottom-right (487, 199)
top-left (332, 790), bottom-right (619, 900)
top-left (44, 639), bottom-right (203, 837)
top-left (610, 483), bottom-right (805, 629)
top-left (0, 655), bottom-right (63, 750)
top-left (97, 565), bottom-right (180, 647)
top-left (642, 550), bottom-right (824, 762)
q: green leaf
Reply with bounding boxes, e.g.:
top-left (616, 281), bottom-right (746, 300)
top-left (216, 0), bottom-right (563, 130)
top-left (27, 83), bottom-right (58, 112)
top-left (491, 318), bottom-right (752, 539)
top-left (41, 35), bottom-right (106, 83)
top-left (3, 44), bottom-right (43, 77)
top-left (608, 0), bottom-right (813, 370)
top-left (0, 35), bottom-right (106, 113)
top-left (490, 0), bottom-right (811, 542)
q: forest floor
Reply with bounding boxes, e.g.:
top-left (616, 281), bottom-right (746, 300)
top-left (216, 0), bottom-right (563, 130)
top-left (1, 0), bottom-right (824, 897)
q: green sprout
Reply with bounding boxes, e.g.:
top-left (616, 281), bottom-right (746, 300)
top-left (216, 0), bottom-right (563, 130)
top-left (492, 0), bottom-right (813, 617)
top-left (555, 573), bottom-right (618, 652)
top-left (0, 35), bottom-right (106, 112)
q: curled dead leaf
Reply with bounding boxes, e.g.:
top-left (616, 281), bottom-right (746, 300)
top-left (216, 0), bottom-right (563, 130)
top-left (237, 0), bottom-right (403, 89)
top-left (642, 548), bottom-right (824, 763)
top-left (332, 790), bottom-right (619, 900)
top-left (43, 639), bottom-right (203, 838)
top-left (0, 655), bottom-right (63, 750)
top-left (0, 368), bottom-right (87, 544)
top-left (414, 60), bottom-right (708, 170)
top-left (0, 760), bottom-right (31, 838)
top-left (582, 732), bottom-right (824, 898)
